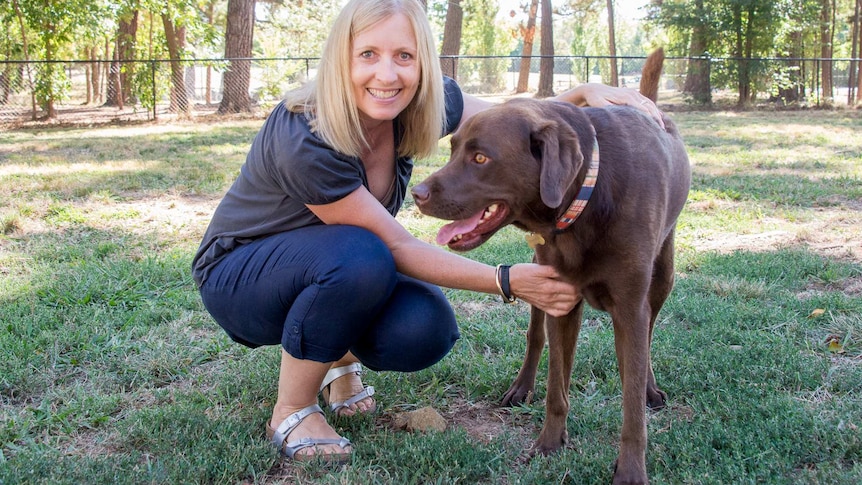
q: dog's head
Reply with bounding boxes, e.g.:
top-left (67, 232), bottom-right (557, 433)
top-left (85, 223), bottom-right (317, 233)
top-left (412, 98), bottom-right (588, 251)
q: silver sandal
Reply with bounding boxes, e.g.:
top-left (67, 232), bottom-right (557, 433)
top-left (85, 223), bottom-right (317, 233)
top-left (266, 404), bottom-right (352, 463)
top-left (319, 363), bottom-right (376, 415)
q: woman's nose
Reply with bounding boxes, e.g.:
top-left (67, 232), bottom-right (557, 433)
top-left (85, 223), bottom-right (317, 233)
top-left (375, 59), bottom-right (397, 83)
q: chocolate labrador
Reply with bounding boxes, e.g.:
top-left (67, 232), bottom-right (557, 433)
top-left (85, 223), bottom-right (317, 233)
top-left (411, 50), bottom-right (690, 484)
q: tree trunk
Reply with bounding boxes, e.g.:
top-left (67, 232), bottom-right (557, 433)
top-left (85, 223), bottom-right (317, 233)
top-left (118, 10), bottom-right (139, 105)
top-left (218, 0), bottom-right (256, 114)
top-left (820, 0), bottom-right (834, 102)
top-left (516, 0), bottom-right (539, 93)
top-left (440, 0), bottom-right (462, 79)
top-left (162, 13), bottom-right (190, 115)
top-left (536, 0), bottom-right (554, 98)
top-left (205, 1), bottom-right (215, 105)
top-left (106, 40), bottom-right (124, 110)
top-left (606, 0), bottom-right (618, 87)
top-left (683, 0), bottom-right (711, 104)
top-left (732, 3), bottom-right (751, 107)
top-left (857, 0), bottom-right (862, 103)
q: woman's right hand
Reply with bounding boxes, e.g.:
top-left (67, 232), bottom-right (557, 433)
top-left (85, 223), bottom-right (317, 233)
top-left (508, 263), bottom-right (580, 317)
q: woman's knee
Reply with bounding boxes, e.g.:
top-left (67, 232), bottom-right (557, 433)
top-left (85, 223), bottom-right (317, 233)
top-left (352, 278), bottom-right (460, 372)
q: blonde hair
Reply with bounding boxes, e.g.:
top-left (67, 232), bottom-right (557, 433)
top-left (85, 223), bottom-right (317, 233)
top-left (284, 0), bottom-right (445, 159)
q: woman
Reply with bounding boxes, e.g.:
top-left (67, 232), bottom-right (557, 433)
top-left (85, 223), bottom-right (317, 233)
top-left (193, 0), bottom-right (660, 463)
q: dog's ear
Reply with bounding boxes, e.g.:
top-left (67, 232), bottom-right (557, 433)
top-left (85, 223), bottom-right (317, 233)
top-left (531, 113), bottom-right (584, 208)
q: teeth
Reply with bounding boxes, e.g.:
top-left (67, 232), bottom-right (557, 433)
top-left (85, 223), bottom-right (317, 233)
top-left (368, 88), bottom-right (399, 99)
top-left (482, 204), bottom-right (498, 221)
top-left (452, 204), bottom-right (499, 243)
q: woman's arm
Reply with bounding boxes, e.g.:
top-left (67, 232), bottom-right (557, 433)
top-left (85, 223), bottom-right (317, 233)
top-left (307, 187), bottom-right (579, 317)
top-left (552, 83), bottom-right (663, 125)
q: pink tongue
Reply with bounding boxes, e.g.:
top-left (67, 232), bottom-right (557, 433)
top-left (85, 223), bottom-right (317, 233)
top-left (435, 209), bottom-right (485, 245)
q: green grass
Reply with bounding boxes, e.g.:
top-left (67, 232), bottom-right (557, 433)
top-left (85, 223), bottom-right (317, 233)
top-left (1, 110), bottom-right (861, 484)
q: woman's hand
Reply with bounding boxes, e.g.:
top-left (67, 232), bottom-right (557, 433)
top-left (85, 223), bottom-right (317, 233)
top-left (555, 83), bottom-right (665, 128)
top-left (508, 263), bottom-right (580, 317)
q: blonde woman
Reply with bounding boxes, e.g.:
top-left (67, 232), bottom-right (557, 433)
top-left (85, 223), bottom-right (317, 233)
top-left (193, 0), bottom-right (660, 463)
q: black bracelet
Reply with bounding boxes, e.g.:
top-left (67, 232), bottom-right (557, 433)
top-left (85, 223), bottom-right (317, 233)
top-left (495, 264), bottom-right (517, 304)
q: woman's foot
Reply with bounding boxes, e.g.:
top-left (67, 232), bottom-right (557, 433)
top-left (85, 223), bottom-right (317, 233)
top-left (268, 404), bottom-right (352, 462)
top-left (320, 362), bottom-right (377, 417)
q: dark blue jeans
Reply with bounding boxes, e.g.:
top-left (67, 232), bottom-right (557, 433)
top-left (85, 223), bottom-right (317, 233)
top-left (199, 225), bottom-right (460, 372)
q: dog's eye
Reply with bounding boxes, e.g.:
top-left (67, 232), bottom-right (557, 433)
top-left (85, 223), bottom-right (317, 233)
top-left (473, 153), bottom-right (488, 164)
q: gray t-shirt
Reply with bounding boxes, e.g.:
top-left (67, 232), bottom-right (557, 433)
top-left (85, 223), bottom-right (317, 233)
top-left (192, 77), bottom-right (464, 286)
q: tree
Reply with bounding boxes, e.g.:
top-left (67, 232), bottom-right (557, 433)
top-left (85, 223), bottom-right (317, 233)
top-left (218, 0), bottom-right (255, 114)
top-left (684, 0), bottom-right (711, 104)
top-left (606, 0), bottom-right (618, 86)
top-left (537, 0), bottom-right (555, 97)
top-left (162, 4), bottom-right (190, 114)
top-left (819, 0), bottom-right (835, 102)
top-left (516, 0), bottom-right (539, 93)
top-left (648, 0), bottom-right (785, 106)
top-left (105, 5), bottom-right (139, 107)
top-left (856, 0), bottom-right (862, 104)
top-left (440, 0), bottom-right (462, 79)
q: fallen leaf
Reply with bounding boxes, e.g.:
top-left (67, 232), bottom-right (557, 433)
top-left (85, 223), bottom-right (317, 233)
top-left (826, 336), bottom-right (845, 354)
top-left (808, 308), bottom-right (826, 318)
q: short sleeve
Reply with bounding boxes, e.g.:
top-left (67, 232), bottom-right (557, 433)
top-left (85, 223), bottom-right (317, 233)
top-left (260, 107), bottom-right (364, 206)
top-left (443, 76), bottom-right (464, 136)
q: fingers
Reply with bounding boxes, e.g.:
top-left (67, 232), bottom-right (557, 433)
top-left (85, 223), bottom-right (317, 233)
top-left (621, 89), bottom-right (666, 129)
top-left (508, 263), bottom-right (579, 316)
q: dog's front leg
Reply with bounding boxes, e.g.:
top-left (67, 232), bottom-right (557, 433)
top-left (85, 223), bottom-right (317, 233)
top-left (502, 305), bottom-right (546, 406)
top-left (611, 306), bottom-right (651, 485)
top-left (531, 301), bottom-right (583, 456)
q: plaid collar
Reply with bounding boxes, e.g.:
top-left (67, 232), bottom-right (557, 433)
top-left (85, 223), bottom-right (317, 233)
top-left (555, 136), bottom-right (600, 231)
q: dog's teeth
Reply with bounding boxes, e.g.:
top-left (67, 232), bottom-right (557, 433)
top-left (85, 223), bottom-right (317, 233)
top-left (481, 204), bottom-right (498, 221)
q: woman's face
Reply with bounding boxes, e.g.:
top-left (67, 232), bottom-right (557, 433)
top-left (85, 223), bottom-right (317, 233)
top-left (350, 13), bottom-right (421, 125)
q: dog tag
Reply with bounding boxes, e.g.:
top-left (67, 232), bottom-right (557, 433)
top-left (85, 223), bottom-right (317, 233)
top-left (525, 232), bottom-right (545, 249)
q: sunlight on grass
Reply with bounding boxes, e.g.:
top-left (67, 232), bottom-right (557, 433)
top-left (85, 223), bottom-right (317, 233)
top-left (1, 110), bottom-right (861, 484)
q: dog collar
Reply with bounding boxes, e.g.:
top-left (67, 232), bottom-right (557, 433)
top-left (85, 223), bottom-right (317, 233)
top-left (555, 136), bottom-right (600, 231)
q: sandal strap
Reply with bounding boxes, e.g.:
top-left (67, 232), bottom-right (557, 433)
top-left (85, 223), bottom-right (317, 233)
top-left (319, 362), bottom-right (363, 392)
top-left (271, 403), bottom-right (324, 449)
top-left (282, 436), bottom-right (352, 459)
top-left (329, 386), bottom-right (375, 414)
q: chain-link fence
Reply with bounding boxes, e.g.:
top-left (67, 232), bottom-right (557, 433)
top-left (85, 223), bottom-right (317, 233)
top-left (1, 55), bottom-right (859, 128)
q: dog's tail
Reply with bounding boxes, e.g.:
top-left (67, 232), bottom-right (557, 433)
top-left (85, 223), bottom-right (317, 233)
top-left (639, 48), bottom-right (665, 102)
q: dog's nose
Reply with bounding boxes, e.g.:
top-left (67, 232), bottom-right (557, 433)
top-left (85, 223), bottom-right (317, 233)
top-left (411, 183), bottom-right (430, 203)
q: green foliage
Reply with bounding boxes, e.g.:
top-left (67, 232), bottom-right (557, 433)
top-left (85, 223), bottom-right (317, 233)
top-left (457, 0), bottom-right (516, 93)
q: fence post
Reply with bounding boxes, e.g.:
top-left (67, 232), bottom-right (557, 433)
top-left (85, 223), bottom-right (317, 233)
top-left (585, 57), bottom-right (590, 84)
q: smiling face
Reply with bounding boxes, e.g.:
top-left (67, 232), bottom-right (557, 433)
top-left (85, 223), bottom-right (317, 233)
top-left (350, 13), bottom-right (421, 125)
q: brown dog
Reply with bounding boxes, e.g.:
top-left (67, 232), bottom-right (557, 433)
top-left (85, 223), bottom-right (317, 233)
top-left (411, 50), bottom-right (690, 484)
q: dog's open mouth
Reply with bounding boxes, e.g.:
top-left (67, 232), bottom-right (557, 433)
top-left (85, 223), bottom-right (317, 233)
top-left (435, 202), bottom-right (510, 251)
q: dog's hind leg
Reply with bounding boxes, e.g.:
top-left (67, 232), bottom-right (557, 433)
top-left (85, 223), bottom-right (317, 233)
top-left (502, 304), bottom-right (546, 406)
top-left (644, 229), bottom-right (676, 410)
top-left (531, 301), bottom-right (584, 456)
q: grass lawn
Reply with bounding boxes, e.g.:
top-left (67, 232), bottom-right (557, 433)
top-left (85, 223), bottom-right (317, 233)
top-left (1, 109), bottom-right (861, 484)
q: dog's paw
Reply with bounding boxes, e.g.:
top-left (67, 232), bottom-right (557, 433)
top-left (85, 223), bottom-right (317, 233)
top-left (501, 385), bottom-right (533, 407)
top-left (612, 458), bottom-right (649, 485)
top-left (646, 387), bottom-right (667, 410)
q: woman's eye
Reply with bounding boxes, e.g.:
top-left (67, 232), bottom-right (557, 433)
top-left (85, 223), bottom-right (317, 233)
top-left (474, 153), bottom-right (488, 164)
top-left (360, 51), bottom-right (374, 59)
top-left (399, 52), bottom-right (412, 61)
